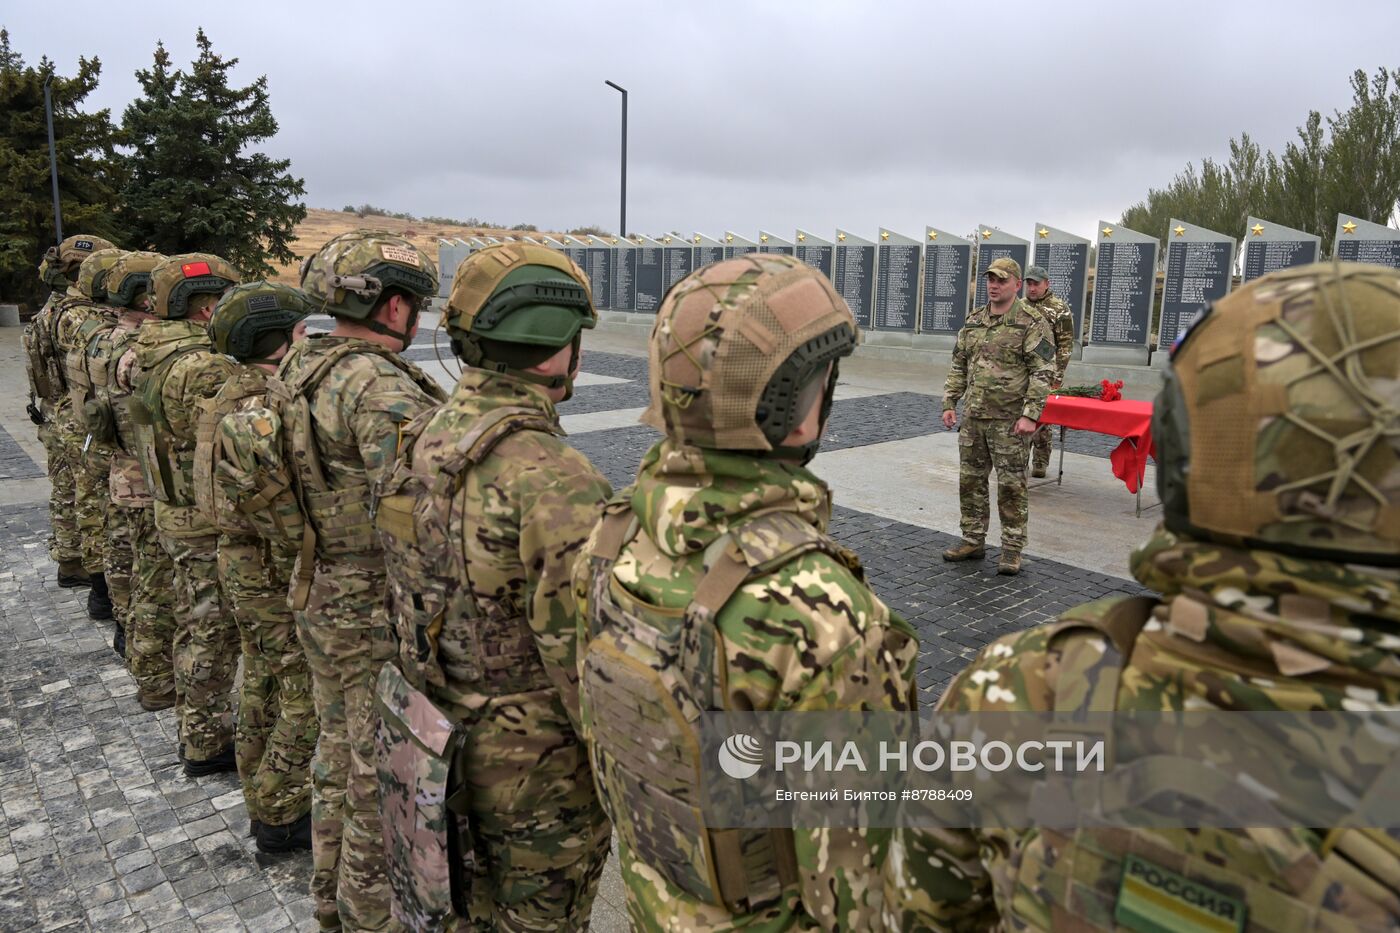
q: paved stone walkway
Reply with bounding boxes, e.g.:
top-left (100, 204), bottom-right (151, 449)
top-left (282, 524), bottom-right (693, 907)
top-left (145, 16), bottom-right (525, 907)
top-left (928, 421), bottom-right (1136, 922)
top-left (0, 328), bottom-right (1152, 930)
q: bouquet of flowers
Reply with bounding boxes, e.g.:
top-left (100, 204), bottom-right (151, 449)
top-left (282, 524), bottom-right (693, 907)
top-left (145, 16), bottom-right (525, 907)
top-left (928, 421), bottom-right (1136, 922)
top-left (1055, 379), bottom-right (1124, 401)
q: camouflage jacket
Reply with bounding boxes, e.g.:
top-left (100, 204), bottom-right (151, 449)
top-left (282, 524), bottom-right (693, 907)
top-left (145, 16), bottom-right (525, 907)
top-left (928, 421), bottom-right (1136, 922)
top-left (942, 298), bottom-right (1056, 421)
top-left (575, 441), bottom-right (920, 931)
top-left (1027, 290), bottom-right (1074, 381)
top-left (889, 525), bottom-right (1400, 931)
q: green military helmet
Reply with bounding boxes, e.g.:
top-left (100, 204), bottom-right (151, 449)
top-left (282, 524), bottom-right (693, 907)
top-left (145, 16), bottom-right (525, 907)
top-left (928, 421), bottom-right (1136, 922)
top-left (150, 253), bottom-right (240, 320)
top-left (105, 251), bottom-right (168, 309)
top-left (643, 253), bottom-right (859, 463)
top-left (73, 249), bottom-right (127, 302)
top-left (1155, 260), bottom-right (1400, 566)
top-left (299, 230), bottom-right (436, 344)
top-left (39, 233), bottom-right (118, 286)
top-left (446, 242), bottom-right (596, 394)
top-left (210, 281), bottom-right (313, 363)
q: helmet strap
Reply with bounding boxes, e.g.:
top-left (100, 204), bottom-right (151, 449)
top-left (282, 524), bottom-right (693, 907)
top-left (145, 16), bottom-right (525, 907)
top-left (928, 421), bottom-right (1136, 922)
top-left (363, 293), bottom-right (421, 351)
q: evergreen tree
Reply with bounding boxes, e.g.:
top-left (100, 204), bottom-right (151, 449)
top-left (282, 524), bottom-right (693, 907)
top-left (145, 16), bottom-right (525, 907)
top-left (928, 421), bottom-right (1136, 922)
top-left (0, 29), bottom-right (124, 310)
top-left (119, 29), bottom-right (305, 277)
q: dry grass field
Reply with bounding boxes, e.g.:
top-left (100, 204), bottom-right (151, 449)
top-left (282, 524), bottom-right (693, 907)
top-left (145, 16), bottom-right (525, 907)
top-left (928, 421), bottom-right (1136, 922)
top-left (269, 208), bottom-right (569, 283)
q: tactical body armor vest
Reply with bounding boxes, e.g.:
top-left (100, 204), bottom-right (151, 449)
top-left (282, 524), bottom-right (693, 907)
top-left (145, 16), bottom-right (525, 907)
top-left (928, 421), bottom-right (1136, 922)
top-left (65, 311), bottom-right (117, 417)
top-left (579, 505), bottom-right (870, 914)
top-left (24, 294), bottom-right (67, 404)
top-left (193, 368), bottom-right (272, 537)
top-left (372, 403), bottom-right (558, 929)
top-left (103, 325), bottom-right (152, 507)
top-left (128, 327), bottom-right (211, 513)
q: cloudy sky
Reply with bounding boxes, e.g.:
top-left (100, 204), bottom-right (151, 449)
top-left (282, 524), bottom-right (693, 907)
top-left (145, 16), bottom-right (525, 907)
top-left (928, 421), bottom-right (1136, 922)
top-left (7, 1), bottom-right (1398, 243)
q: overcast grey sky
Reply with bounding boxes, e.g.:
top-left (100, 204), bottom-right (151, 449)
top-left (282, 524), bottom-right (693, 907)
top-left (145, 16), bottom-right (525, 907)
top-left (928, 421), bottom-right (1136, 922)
top-left (7, 1), bottom-right (1398, 243)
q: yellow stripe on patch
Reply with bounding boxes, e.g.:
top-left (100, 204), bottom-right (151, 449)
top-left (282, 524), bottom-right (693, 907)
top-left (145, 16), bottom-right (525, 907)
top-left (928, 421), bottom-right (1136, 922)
top-left (1120, 875), bottom-right (1237, 933)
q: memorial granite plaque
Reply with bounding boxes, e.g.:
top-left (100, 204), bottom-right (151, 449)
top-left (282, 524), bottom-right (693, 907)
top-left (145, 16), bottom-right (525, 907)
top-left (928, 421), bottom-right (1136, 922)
top-left (436, 238), bottom-right (469, 297)
top-left (660, 235), bottom-right (694, 289)
top-left (1241, 216), bottom-right (1320, 283)
top-left (634, 236), bottom-right (666, 313)
top-left (558, 235), bottom-right (589, 270)
top-left (920, 227), bottom-right (973, 338)
top-left (832, 230), bottom-right (876, 328)
top-left (581, 236), bottom-right (614, 310)
top-left (723, 232), bottom-right (759, 260)
top-left (611, 238), bottom-right (637, 311)
top-left (1031, 223), bottom-right (1090, 359)
top-left (873, 229), bottom-right (920, 331)
top-left (1085, 221), bottom-right (1157, 365)
top-left (795, 229), bottom-right (834, 279)
top-left (1334, 214), bottom-right (1400, 269)
top-left (758, 231), bottom-right (795, 255)
top-left (973, 227), bottom-right (1030, 308)
top-left (1157, 219), bottom-right (1235, 365)
top-left (691, 233), bottom-right (726, 270)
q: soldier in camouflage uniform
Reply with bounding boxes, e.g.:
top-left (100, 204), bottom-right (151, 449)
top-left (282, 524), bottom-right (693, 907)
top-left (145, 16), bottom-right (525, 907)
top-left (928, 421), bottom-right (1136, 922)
top-left (374, 242), bottom-right (611, 930)
top-left (131, 254), bottom-right (241, 775)
top-left (24, 234), bottom-right (117, 587)
top-left (103, 252), bottom-right (178, 709)
top-left (201, 283), bottom-right (318, 852)
top-left (1023, 264), bottom-right (1075, 478)
top-left (277, 231), bottom-right (446, 931)
top-left (574, 254), bottom-right (920, 931)
top-left (940, 256), bottom-right (1056, 575)
top-left (62, 248), bottom-right (129, 630)
top-left (891, 261), bottom-right (1400, 930)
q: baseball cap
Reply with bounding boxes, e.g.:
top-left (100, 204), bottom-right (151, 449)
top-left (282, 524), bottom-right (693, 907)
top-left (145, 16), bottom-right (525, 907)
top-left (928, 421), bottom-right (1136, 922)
top-left (1024, 265), bottom-right (1049, 282)
top-left (986, 257), bottom-right (1022, 280)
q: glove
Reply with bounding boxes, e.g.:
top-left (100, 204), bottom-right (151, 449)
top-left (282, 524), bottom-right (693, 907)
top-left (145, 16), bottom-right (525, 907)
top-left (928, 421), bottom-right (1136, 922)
top-left (26, 402), bottom-right (46, 426)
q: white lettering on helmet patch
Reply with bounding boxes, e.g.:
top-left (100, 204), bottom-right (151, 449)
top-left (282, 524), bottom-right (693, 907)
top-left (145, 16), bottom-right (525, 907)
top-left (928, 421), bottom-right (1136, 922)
top-left (380, 245), bottom-right (421, 267)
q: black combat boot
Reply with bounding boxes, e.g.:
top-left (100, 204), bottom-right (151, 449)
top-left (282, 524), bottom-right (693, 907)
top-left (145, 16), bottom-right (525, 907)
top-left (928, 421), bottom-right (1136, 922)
top-left (87, 572), bottom-right (114, 620)
top-left (183, 742), bottom-right (237, 777)
top-left (112, 623), bottom-right (126, 659)
top-left (57, 560), bottom-right (90, 588)
top-left (256, 813), bottom-right (312, 854)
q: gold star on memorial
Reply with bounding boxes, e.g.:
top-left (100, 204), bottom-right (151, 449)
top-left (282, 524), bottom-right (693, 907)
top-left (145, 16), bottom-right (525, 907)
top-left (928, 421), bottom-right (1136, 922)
top-left (760, 234), bottom-right (769, 242)
top-left (880, 231), bottom-right (890, 240)
top-left (693, 235), bottom-right (700, 244)
top-left (662, 236), bottom-right (671, 244)
top-left (928, 231), bottom-right (938, 241)
top-left (1251, 224), bottom-right (1265, 236)
top-left (1102, 227), bottom-right (1114, 238)
top-left (981, 229), bottom-right (992, 239)
top-left (725, 233), bottom-right (734, 242)
top-left (1173, 226), bottom-right (1186, 237)
top-left (1342, 220), bottom-right (1358, 234)
top-left (1038, 227), bottom-right (1049, 238)
top-left (838, 232), bottom-right (847, 241)
top-left (797, 233), bottom-right (806, 242)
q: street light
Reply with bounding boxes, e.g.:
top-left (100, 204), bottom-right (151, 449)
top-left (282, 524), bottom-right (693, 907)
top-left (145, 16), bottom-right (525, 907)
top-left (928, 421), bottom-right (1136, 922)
top-left (44, 75), bottom-right (63, 245)
top-left (604, 80), bottom-right (627, 239)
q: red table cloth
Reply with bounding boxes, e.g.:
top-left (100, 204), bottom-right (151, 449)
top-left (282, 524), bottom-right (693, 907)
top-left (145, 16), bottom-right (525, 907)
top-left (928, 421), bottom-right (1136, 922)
top-left (1038, 397), bottom-right (1156, 493)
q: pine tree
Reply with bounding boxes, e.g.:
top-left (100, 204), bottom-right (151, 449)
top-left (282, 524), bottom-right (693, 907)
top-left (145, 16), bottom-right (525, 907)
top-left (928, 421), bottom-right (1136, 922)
top-left (0, 29), bottom-right (124, 310)
top-left (119, 29), bottom-right (305, 277)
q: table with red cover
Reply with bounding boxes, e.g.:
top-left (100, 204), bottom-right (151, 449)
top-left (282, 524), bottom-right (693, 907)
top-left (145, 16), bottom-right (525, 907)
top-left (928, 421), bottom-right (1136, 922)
top-left (1037, 396), bottom-right (1155, 494)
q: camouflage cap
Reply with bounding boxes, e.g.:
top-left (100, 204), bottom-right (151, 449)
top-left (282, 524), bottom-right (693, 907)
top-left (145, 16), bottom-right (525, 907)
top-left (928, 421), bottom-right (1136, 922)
top-left (446, 242), bottom-right (595, 347)
top-left (151, 253), bottom-right (240, 320)
top-left (643, 253), bottom-right (859, 454)
top-left (104, 251), bottom-right (168, 309)
top-left (986, 257), bottom-right (1022, 280)
top-left (73, 249), bottom-right (127, 302)
top-left (210, 281), bottom-right (312, 361)
top-left (1156, 260), bottom-right (1400, 566)
top-left (1024, 264), bottom-right (1049, 282)
top-left (300, 229), bottom-right (437, 322)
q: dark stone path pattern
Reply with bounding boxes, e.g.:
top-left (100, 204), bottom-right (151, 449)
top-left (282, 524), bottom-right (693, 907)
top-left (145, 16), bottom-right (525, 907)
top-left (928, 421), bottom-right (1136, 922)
top-left (0, 424), bottom-right (45, 480)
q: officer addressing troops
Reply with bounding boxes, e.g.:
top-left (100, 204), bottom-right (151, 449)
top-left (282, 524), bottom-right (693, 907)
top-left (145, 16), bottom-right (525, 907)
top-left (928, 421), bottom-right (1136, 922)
top-left (200, 283), bottom-right (318, 853)
top-left (277, 230), bottom-right (446, 931)
top-left (940, 256), bottom-right (1056, 575)
top-left (1023, 263), bottom-right (1075, 478)
top-left (374, 242), bottom-right (612, 929)
top-left (131, 253), bottom-right (242, 775)
top-left (574, 254), bottom-right (920, 930)
top-left (891, 261), bottom-right (1400, 929)
top-left (24, 234), bottom-right (117, 589)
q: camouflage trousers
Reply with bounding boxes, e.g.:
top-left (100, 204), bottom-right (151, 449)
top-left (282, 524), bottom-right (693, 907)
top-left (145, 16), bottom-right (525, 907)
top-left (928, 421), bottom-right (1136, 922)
top-left (128, 506), bottom-right (176, 700)
top-left (38, 413), bottom-right (80, 564)
top-left (958, 417), bottom-right (1031, 552)
top-left (161, 530), bottom-right (237, 760)
top-left (219, 534), bottom-right (317, 828)
top-left (1031, 422), bottom-right (1054, 472)
top-left (65, 428), bottom-right (111, 576)
top-left (450, 690), bottom-right (610, 931)
top-left (299, 559), bottom-right (396, 931)
top-left (104, 500), bottom-right (137, 629)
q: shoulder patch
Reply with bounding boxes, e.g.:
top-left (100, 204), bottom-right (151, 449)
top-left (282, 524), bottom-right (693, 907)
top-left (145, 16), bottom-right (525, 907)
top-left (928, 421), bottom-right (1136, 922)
top-left (1116, 855), bottom-right (1246, 933)
top-left (1034, 337), bottom-right (1055, 361)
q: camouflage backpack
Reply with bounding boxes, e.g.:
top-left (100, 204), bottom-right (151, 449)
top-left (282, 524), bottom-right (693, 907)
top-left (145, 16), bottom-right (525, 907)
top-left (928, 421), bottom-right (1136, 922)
top-left (192, 368), bottom-right (290, 539)
top-left (74, 315), bottom-right (128, 447)
top-left (578, 501), bottom-right (873, 914)
top-left (128, 333), bottom-right (211, 506)
top-left (371, 403), bottom-right (559, 929)
top-left (66, 312), bottom-right (119, 431)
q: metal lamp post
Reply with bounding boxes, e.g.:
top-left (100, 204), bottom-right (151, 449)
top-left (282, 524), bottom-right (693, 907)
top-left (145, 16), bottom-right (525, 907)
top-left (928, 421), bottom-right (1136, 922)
top-left (44, 75), bottom-right (63, 244)
top-left (604, 80), bottom-right (627, 239)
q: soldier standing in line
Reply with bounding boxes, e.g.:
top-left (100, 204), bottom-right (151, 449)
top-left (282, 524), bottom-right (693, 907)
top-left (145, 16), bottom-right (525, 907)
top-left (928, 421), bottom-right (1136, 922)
top-left (940, 257), bottom-right (1056, 575)
top-left (131, 253), bottom-right (241, 775)
top-left (200, 282), bottom-right (318, 853)
top-left (277, 231), bottom-right (446, 931)
top-left (24, 234), bottom-right (116, 588)
top-left (1023, 264), bottom-right (1074, 478)
top-left (575, 254), bottom-right (920, 930)
top-left (375, 242), bottom-right (612, 929)
top-left (103, 251), bottom-right (178, 710)
top-left (890, 261), bottom-right (1400, 930)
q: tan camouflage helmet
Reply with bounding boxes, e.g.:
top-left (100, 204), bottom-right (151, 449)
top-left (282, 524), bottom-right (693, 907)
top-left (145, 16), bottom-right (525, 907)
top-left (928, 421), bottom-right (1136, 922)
top-left (643, 253), bottom-right (859, 461)
top-left (151, 253), bottom-right (240, 319)
top-left (104, 251), bottom-right (168, 309)
top-left (299, 229), bottom-right (437, 331)
top-left (39, 234), bottom-right (118, 286)
top-left (74, 249), bottom-right (128, 302)
top-left (1156, 260), bottom-right (1400, 565)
